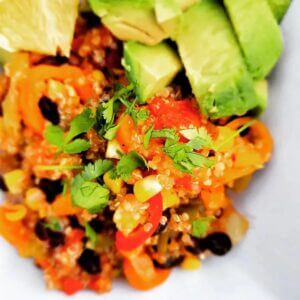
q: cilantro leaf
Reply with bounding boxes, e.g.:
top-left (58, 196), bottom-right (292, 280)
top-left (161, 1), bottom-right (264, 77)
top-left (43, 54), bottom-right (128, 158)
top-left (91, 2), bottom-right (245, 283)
top-left (44, 218), bottom-right (61, 232)
top-left (152, 128), bottom-right (178, 140)
top-left (180, 127), bottom-right (213, 150)
top-left (44, 126), bottom-right (64, 150)
top-left (85, 223), bottom-right (98, 248)
top-left (143, 125), bottom-right (154, 149)
top-left (64, 139), bottom-right (91, 154)
top-left (104, 124), bottom-right (119, 141)
top-left (115, 151), bottom-right (148, 180)
top-left (65, 108), bottom-right (95, 143)
top-left (82, 159), bottom-right (114, 181)
top-left (192, 217), bottom-right (215, 238)
top-left (187, 153), bottom-right (214, 168)
top-left (71, 177), bottom-right (110, 213)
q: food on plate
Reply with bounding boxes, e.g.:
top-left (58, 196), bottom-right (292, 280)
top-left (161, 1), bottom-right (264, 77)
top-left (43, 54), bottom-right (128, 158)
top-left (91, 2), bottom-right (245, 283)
top-left (0, 0), bottom-right (289, 295)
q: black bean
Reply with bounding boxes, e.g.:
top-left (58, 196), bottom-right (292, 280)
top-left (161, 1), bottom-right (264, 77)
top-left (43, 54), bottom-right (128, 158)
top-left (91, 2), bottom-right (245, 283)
top-left (172, 70), bottom-right (192, 98)
top-left (77, 249), bottom-right (101, 275)
top-left (68, 215), bottom-right (84, 229)
top-left (39, 178), bottom-right (63, 204)
top-left (38, 96), bottom-right (60, 125)
top-left (81, 12), bottom-right (101, 28)
top-left (206, 232), bottom-right (232, 256)
top-left (153, 256), bottom-right (184, 269)
top-left (88, 218), bottom-right (104, 233)
top-left (152, 209), bottom-right (171, 236)
top-left (48, 230), bottom-right (65, 248)
top-left (0, 175), bottom-right (8, 192)
top-left (186, 237), bottom-right (209, 255)
top-left (34, 220), bottom-right (48, 241)
top-left (240, 127), bottom-right (251, 137)
top-left (35, 56), bottom-right (69, 66)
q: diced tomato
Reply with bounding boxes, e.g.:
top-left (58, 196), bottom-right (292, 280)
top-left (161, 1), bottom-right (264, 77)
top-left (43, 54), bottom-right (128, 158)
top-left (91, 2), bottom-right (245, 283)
top-left (123, 252), bottom-right (170, 291)
top-left (175, 175), bottom-right (194, 191)
top-left (148, 97), bottom-right (203, 130)
top-left (116, 193), bottom-right (163, 252)
top-left (62, 278), bottom-right (83, 295)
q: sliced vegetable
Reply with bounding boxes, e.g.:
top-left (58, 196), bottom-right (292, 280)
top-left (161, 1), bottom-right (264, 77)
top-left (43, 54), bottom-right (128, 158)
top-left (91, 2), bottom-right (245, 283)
top-left (134, 175), bottom-right (163, 203)
top-left (116, 193), bottom-right (163, 252)
top-left (123, 252), bottom-right (170, 290)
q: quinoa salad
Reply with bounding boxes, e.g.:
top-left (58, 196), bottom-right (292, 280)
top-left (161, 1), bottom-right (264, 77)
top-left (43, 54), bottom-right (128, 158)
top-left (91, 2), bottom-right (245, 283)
top-left (0, 0), bottom-right (289, 295)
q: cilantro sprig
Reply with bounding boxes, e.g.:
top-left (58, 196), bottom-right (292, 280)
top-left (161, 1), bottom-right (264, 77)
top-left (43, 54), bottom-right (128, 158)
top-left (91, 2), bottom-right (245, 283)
top-left (111, 151), bottom-right (148, 181)
top-left (192, 217), bottom-right (215, 238)
top-left (144, 127), bottom-right (214, 173)
top-left (96, 84), bottom-right (149, 141)
top-left (85, 223), bottom-right (98, 248)
top-left (71, 159), bottom-right (113, 213)
top-left (44, 108), bottom-right (95, 154)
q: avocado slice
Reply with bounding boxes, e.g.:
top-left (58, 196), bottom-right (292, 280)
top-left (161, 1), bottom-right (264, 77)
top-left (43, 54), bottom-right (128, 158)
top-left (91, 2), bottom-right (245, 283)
top-left (224, 0), bottom-right (283, 80)
top-left (254, 80), bottom-right (268, 114)
top-left (89, 0), bottom-right (167, 45)
top-left (154, 0), bottom-right (199, 36)
top-left (176, 0), bottom-right (259, 119)
top-left (267, 0), bottom-right (291, 22)
top-left (123, 41), bottom-right (182, 103)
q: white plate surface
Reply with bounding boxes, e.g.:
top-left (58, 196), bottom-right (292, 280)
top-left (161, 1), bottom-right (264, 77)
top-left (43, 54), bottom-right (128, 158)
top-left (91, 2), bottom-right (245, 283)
top-left (0, 2), bottom-right (300, 299)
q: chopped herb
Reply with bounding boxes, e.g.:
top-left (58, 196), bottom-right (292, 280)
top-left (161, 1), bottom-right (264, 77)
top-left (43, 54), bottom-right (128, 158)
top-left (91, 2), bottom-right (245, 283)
top-left (44, 218), bottom-right (61, 232)
top-left (192, 217), bottom-right (215, 238)
top-left (85, 223), bottom-right (98, 248)
top-left (62, 180), bottom-right (68, 196)
top-left (113, 151), bottom-right (148, 180)
top-left (71, 176), bottom-right (110, 213)
top-left (81, 159), bottom-right (114, 181)
top-left (103, 124), bottom-right (119, 141)
top-left (44, 108), bottom-right (95, 154)
top-left (65, 108), bottom-right (95, 142)
top-left (143, 125), bottom-right (154, 149)
top-left (180, 127), bottom-right (213, 150)
top-left (64, 139), bottom-right (91, 154)
top-left (152, 128), bottom-right (178, 140)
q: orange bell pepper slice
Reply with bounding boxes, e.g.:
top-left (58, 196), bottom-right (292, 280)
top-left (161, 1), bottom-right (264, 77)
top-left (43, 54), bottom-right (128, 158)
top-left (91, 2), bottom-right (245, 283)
top-left (18, 65), bottom-right (94, 134)
top-left (116, 114), bottom-right (136, 152)
top-left (123, 252), bottom-right (170, 291)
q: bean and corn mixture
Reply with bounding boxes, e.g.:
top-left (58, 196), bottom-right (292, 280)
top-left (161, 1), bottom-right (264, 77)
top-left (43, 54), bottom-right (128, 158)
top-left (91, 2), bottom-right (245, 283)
top-left (0, 15), bottom-right (273, 295)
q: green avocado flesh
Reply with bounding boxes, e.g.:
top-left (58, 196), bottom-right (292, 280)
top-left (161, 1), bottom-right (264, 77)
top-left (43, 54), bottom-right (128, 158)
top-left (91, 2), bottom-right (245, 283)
top-left (123, 41), bottom-right (182, 103)
top-left (88, 0), bottom-right (167, 45)
top-left (254, 80), bottom-right (268, 114)
top-left (224, 0), bottom-right (283, 80)
top-left (176, 0), bottom-right (259, 119)
top-left (267, 0), bottom-right (292, 22)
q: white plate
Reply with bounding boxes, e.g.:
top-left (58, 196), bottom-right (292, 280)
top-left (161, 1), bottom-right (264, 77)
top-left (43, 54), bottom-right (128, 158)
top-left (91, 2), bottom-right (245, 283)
top-left (1, 2), bottom-right (300, 299)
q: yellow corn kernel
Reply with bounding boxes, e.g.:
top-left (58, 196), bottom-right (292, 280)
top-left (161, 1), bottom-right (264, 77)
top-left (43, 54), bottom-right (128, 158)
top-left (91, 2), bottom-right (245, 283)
top-left (134, 175), bottom-right (163, 203)
top-left (3, 169), bottom-right (27, 194)
top-left (25, 188), bottom-right (46, 211)
top-left (162, 189), bottom-right (180, 209)
top-left (181, 255), bottom-right (201, 271)
top-left (103, 171), bottom-right (123, 194)
top-left (4, 204), bottom-right (27, 222)
top-left (92, 70), bottom-right (105, 82)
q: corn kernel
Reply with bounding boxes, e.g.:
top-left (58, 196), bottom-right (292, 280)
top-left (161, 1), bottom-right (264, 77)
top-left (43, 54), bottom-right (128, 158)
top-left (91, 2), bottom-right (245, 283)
top-left (181, 256), bottom-right (201, 271)
top-left (162, 189), bottom-right (180, 209)
top-left (103, 171), bottom-right (123, 194)
top-left (4, 169), bottom-right (27, 194)
top-left (92, 70), bottom-right (105, 82)
top-left (25, 187), bottom-right (46, 211)
top-left (4, 204), bottom-right (27, 221)
top-left (134, 175), bottom-right (162, 203)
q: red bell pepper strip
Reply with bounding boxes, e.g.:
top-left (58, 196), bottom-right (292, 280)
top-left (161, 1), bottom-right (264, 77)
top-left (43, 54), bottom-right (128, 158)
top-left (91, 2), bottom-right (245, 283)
top-left (116, 193), bottom-right (163, 252)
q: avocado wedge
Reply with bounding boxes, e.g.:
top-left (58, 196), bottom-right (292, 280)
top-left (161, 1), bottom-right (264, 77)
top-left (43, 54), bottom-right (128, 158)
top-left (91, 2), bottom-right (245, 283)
top-left (89, 0), bottom-right (167, 45)
top-left (176, 0), bottom-right (259, 119)
top-left (224, 0), bottom-right (283, 80)
top-left (267, 0), bottom-right (292, 22)
top-left (123, 41), bottom-right (182, 103)
top-left (0, 0), bottom-right (79, 56)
